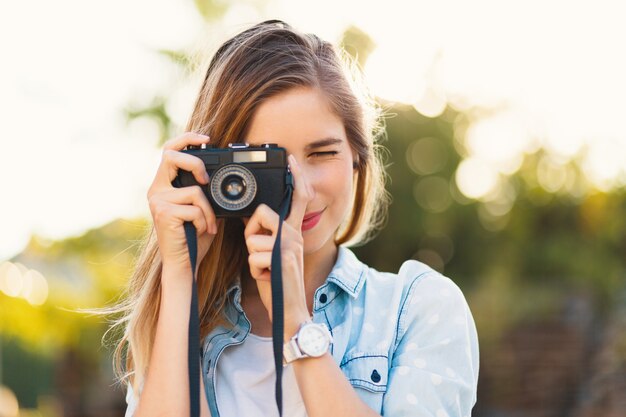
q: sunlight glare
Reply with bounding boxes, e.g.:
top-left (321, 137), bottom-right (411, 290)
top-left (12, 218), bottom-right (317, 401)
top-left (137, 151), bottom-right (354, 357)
top-left (456, 157), bottom-right (500, 199)
top-left (365, 46), bottom-right (428, 104)
top-left (581, 137), bottom-right (626, 192)
top-left (0, 261), bottom-right (22, 297)
top-left (22, 269), bottom-right (49, 306)
top-left (537, 155), bottom-right (569, 193)
top-left (465, 112), bottom-right (530, 175)
top-left (414, 85), bottom-right (447, 118)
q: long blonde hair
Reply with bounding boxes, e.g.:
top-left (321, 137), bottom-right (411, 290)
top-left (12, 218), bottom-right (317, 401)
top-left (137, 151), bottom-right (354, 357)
top-left (108, 19), bottom-right (390, 395)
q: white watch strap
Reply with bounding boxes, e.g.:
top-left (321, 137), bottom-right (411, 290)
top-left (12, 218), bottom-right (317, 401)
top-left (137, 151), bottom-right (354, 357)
top-left (282, 338), bottom-right (303, 365)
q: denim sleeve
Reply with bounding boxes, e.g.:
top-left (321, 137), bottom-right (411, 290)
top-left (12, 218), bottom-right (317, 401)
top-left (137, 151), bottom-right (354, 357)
top-left (382, 269), bottom-right (480, 417)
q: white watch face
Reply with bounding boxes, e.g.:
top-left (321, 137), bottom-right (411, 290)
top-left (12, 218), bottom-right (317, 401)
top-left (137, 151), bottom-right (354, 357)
top-left (298, 324), bottom-right (330, 357)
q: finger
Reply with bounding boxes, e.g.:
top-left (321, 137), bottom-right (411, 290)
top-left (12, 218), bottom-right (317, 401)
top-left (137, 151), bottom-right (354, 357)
top-left (245, 234), bottom-right (275, 254)
top-left (252, 269), bottom-right (271, 282)
top-left (163, 132), bottom-right (211, 151)
top-left (244, 204), bottom-right (279, 240)
top-left (255, 270), bottom-right (271, 282)
top-left (248, 251), bottom-right (272, 280)
top-left (150, 185), bottom-right (217, 234)
top-left (153, 150), bottom-right (210, 190)
top-left (285, 154), bottom-right (314, 230)
top-left (160, 203), bottom-right (208, 235)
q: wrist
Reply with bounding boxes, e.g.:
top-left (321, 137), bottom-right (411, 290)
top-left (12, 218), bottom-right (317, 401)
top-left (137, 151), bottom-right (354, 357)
top-left (161, 259), bottom-right (192, 275)
top-left (160, 263), bottom-right (194, 293)
top-left (284, 312), bottom-right (313, 343)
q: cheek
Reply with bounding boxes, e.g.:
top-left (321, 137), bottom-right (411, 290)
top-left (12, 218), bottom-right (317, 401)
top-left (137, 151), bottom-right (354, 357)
top-left (315, 163), bottom-right (354, 206)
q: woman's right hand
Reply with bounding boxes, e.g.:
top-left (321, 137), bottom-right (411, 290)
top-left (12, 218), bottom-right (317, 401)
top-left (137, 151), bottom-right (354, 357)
top-left (147, 132), bottom-right (218, 274)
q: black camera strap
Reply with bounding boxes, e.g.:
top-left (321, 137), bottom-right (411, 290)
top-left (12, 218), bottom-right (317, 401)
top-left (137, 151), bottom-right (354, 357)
top-left (183, 180), bottom-right (293, 417)
top-left (183, 220), bottom-right (201, 417)
top-left (270, 182), bottom-right (293, 417)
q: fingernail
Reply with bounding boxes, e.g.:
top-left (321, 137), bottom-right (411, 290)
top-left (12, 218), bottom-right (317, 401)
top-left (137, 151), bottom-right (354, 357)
top-left (204, 172), bottom-right (210, 182)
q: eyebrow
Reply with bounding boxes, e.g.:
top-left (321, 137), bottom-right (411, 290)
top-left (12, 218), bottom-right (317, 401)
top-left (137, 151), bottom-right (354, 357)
top-left (247, 137), bottom-right (343, 150)
top-left (304, 138), bottom-right (343, 150)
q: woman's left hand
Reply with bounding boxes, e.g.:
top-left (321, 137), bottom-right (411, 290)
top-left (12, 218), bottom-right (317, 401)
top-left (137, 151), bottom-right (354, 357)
top-left (243, 154), bottom-right (315, 341)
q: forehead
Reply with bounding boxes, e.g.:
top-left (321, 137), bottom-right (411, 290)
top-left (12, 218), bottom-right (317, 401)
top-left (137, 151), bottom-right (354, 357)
top-left (243, 86), bottom-right (348, 149)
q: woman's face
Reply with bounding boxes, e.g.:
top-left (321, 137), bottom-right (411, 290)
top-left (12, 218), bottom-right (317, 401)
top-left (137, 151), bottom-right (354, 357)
top-left (243, 86), bottom-right (356, 255)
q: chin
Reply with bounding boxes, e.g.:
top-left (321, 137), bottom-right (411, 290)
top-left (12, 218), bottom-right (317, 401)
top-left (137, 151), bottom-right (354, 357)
top-left (302, 227), bottom-right (336, 255)
top-left (302, 233), bottom-right (324, 255)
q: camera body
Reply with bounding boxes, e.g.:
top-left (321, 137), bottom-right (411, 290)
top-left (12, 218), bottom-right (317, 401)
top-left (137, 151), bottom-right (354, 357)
top-left (172, 143), bottom-right (293, 218)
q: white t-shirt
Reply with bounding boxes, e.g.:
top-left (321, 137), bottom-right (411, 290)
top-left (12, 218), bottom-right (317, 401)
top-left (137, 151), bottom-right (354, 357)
top-left (216, 331), bottom-right (308, 417)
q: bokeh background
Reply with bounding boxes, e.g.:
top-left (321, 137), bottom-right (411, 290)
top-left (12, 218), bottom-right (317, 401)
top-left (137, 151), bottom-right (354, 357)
top-left (1, 0), bottom-right (625, 416)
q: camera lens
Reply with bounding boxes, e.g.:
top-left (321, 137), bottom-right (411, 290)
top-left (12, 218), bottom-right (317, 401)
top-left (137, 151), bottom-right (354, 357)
top-left (221, 175), bottom-right (246, 200)
top-left (210, 164), bottom-right (257, 211)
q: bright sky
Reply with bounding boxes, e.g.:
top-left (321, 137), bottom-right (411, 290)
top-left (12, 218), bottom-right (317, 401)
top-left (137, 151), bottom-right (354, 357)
top-left (1, 0), bottom-right (625, 261)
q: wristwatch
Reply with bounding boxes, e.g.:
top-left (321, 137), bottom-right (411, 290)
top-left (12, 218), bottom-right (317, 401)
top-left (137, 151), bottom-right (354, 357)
top-left (283, 320), bottom-right (333, 365)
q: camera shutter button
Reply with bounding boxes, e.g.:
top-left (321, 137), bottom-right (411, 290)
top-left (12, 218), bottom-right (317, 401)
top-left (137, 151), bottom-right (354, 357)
top-left (262, 143), bottom-right (278, 148)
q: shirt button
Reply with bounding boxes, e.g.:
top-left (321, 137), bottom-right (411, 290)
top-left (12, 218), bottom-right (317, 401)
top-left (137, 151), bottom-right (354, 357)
top-left (319, 293), bottom-right (328, 303)
top-left (371, 369), bottom-right (381, 383)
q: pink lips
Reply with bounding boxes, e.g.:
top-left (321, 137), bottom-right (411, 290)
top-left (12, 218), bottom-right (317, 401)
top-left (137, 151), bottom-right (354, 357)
top-left (302, 209), bottom-right (324, 231)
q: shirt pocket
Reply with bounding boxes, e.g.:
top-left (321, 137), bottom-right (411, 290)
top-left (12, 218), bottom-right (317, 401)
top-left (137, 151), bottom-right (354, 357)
top-left (340, 351), bottom-right (389, 413)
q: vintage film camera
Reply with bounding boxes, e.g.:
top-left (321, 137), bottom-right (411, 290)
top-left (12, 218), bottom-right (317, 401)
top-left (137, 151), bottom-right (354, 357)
top-left (172, 143), bottom-right (293, 217)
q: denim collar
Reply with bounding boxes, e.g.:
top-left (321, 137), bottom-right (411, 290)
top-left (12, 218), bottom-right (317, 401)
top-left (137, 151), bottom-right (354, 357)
top-left (326, 245), bottom-right (367, 299)
top-left (223, 245), bottom-right (367, 303)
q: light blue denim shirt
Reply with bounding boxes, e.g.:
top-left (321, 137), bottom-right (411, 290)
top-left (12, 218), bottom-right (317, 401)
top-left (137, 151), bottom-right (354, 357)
top-left (125, 245), bottom-right (479, 416)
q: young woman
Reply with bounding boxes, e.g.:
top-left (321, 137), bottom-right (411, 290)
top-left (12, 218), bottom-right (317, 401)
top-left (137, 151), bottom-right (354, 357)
top-left (115, 19), bottom-right (479, 417)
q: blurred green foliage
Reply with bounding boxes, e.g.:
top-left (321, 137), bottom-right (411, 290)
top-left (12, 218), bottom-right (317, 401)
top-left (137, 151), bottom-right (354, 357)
top-left (1, 219), bottom-right (150, 409)
top-left (339, 25), bottom-right (376, 68)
